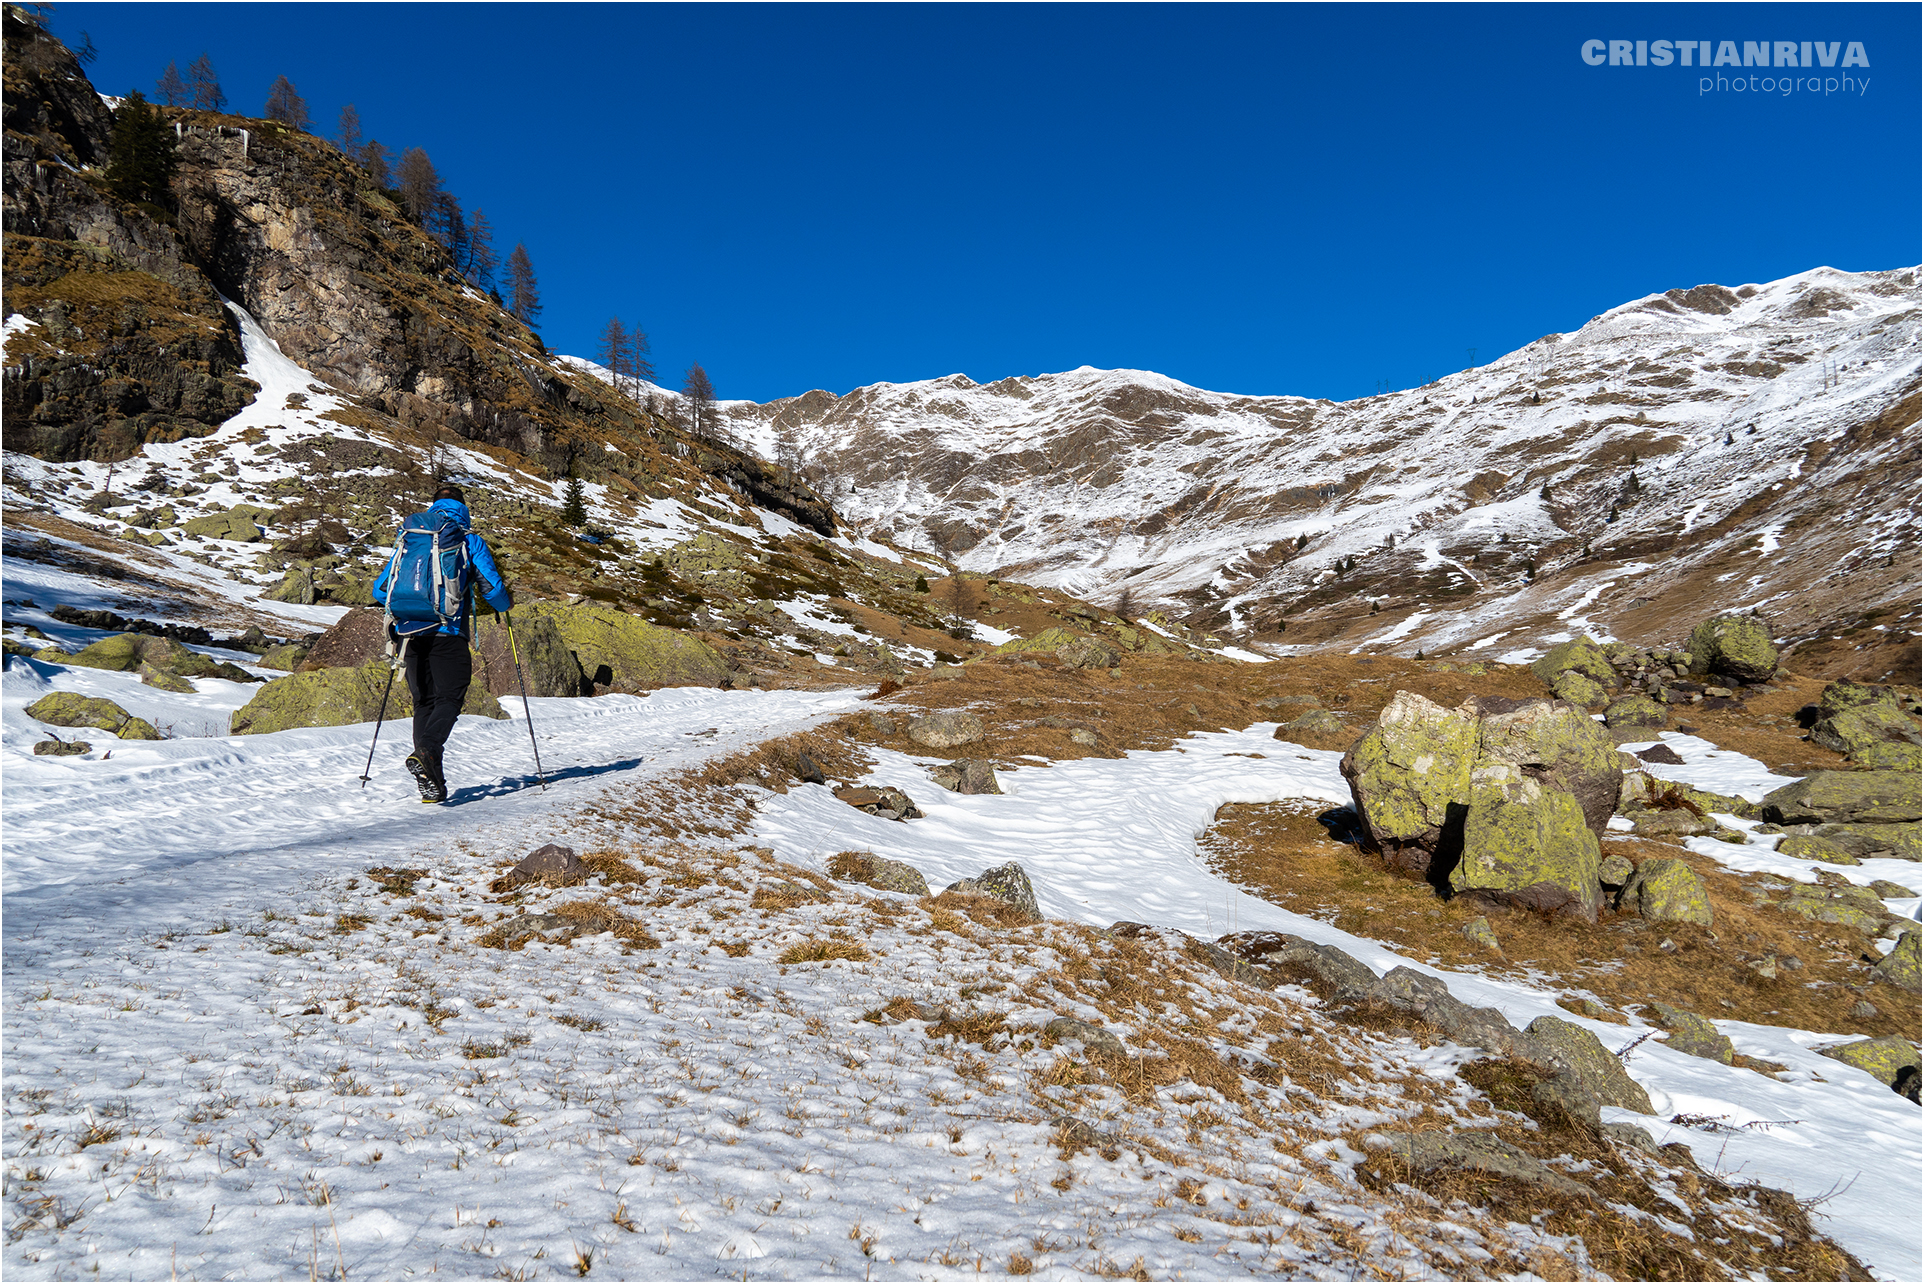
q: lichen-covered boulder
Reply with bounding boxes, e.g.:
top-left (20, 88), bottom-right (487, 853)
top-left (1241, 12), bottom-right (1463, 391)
top-left (1687, 614), bottom-right (1778, 684)
top-left (257, 644), bottom-right (309, 671)
top-left (58, 632), bottom-right (255, 683)
top-left (1530, 636), bottom-right (1618, 690)
top-left (1598, 852), bottom-right (1634, 888)
top-left (470, 612), bottom-right (586, 699)
top-left (1339, 691), bottom-right (1479, 879)
top-left (928, 758), bottom-right (1002, 795)
top-left (993, 626), bottom-right (1081, 656)
top-left (1617, 858), bottom-right (1713, 926)
top-left (1522, 1015), bottom-right (1655, 1115)
top-left (1272, 709), bottom-right (1352, 748)
top-left (907, 711), bottom-right (985, 749)
top-left (1055, 635), bottom-right (1122, 670)
top-left (1549, 670), bottom-right (1609, 707)
top-left (1452, 765), bottom-right (1603, 921)
top-left (1620, 770), bottom-right (1762, 820)
top-left (1774, 883), bottom-right (1892, 936)
top-left (946, 861), bottom-right (1042, 923)
top-left (1775, 834), bottom-right (1862, 865)
top-left (521, 601), bottom-right (728, 692)
top-left (826, 851), bottom-right (930, 896)
top-left (1604, 694), bottom-right (1666, 730)
top-left (24, 692), bottom-right (162, 740)
top-left (1648, 1002), bottom-right (1734, 1063)
top-left (229, 660), bottom-right (504, 735)
top-left (1475, 697), bottom-right (1623, 836)
top-left (1811, 701), bottom-right (1922, 772)
top-left (1805, 823), bottom-right (1921, 862)
top-left (138, 661), bottom-right (196, 693)
top-left (1873, 931), bottom-right (1919, 990)
top-left (181, 504), bottom-right (271, 542)
top-left (1761, 772), bottom-right (1922, 825)
top-left (1816, 1034), bottom-right (1921, 1096)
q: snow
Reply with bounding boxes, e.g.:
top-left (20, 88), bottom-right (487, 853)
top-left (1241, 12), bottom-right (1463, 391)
top-left (969, 621), bottom-right (1017, 646)
top-left (4, 655), bottom-right (1919, 1277)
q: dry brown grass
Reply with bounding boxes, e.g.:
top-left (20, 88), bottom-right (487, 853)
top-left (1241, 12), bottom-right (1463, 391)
top-left (775, 938), bottom-right (872, 965)
top-left (688, 730), bottom-right (872, 792)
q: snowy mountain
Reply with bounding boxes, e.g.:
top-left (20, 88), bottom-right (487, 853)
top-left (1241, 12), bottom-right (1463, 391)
top-left (729, 266), bottom-right (1920, 678)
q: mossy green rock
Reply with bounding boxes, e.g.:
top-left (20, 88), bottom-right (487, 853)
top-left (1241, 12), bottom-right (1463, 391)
top-left (257, 644), bottom-right (310, 671)
top-left (1775, 834), bottom-right (1862, 865)
top-left (59, 632), bottom-right (255, 683)
top-left (1604, 694), bottom-right (1666, 729)
top-left (139, 661), bottom-right (196, 693)
top-left (1762, 771), bottom-right (1922, 825)
top-left (1522, 1015), bottom-right (1655, 1114)
top-left (471, 613), bottom-right (586, 699)
top-left (1811, 701), bottom-right (1922, 767)
top-left (520, 601), bottom-right (727, 692)
top-left (24, 692), bottom-right (162, 740)
top-left (1549, 670), bottom-right (1609, 707)
top-left (1686, 614), bottom-right (1778, 684)
top-left (1816, 1034), bottom-right (1920, 1091)
top-left (1340, 691), bottom-right (1479, 878)
top-left (1618, 857), bottom-right (1713, 926)
top-left (181, 504), bottom-right (271, 542)
top-left (994, 626), bottom-right (1082, 656)
top-left (1807, 823), bottom-right (1921, 862)
top-left (1776, 884), bottom-right (1890, 935)
top-left (1873, 932), bottom-right (1920, 990)
top-left (1476, 698), bottom-right (1624, 835)
top-left (1530, 636), bottom-right (1617, 689)
top-left (1649, 1002), bottom-right (1733, 1064)
top-left (229, 660), bottom-right (505, 735)
top-left (1452, 766), bottom-right (1603, 921)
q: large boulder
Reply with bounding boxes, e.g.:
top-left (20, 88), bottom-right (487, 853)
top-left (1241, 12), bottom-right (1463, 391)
top-left (907, 711), bottom-right (985, 749)
top-left (1617, 858), bottom-right (1713, 926)
top-left (928, 758), bottom-right (1002, 795)
top-left (229, 660), bottom-right (505, 735)
top-left (181, 504), bottom-right (271, 542)
top-left (946, 861), bottom-right (1042, 923)
top-left (1802, 823), bottom-right (1921, 862)
top-left (1530, 636), bottom-right (1618, 690)
top-left (58, 632), bottom-right (255, 683)
top-left (470, 613), bottom-right (586, 699)
top-left (1521, 1015), bottom-right (1655, 1115)
top-left (1810, 700), bottom-right (1922, 773)
top-left (1816, 1034), bottom-right (1921, 1098)
top-left (24, 692), bottom-right (162, 740)
top-left (300, 607), bottom-right (391, 670)
top-left (1687, 614), bottom-right (1778, 684)
top-left (1339, 691), bottom-right (1479, 879)
top-left (1873, 931), bottom-right (1920, 990)
top-left (1451, 766), bottom-right (1603, 921)
top-left (1761, 772), bottom-right (1921, 825)
top-left (1475, 697), bottom-right (1624, 836)
top-left (520, 600), bottom-right (728, 692)
top-left (1549, 670), bottom-right (1609, 707)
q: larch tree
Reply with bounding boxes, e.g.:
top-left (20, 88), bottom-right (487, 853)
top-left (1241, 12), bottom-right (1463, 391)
top-left (263, 76), bottom-right (309, 130)
top-left (395, 147), bottom-right (440, 223)
top-left (186, 53), bottom-right (224, 111)
top-left (154, 61), bottom-right (187, 107)
top-left (335, 103), bottom-right (363, 156)
top-left (597, 319), bottom-right (631, 386)
top-left (464, 208), bottom-right (498, 289)
top-left (681, 363), bottom-right (718, 442)
top-left (359, 140), bottom-right (392, 189)
top-left (428, 190), bottom-right (468, 262)
top-left (506, 244), bottom-right (542, 329)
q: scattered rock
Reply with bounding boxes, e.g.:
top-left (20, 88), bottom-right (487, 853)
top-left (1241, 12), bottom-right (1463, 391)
top-left (1475, 697), bottom-right (1626, 836)
top-left (1606, 696), bottom-right (1668, 731)
top-left (32, 739), bottom-right (90, 756)
top-left (230, 659), bottom-right (505, 735)
top-left (1634, 742), bottom-right (1686, 765)
top-left (1598, 853), bottom-right (1634, 888)
top-left (180, 504), bottom-right (271, 542)
top-left (1761, 771), bottom-right (1921, 825)
top-left (1254, 695), bottom-right (1320, 710)
top-left (266, 566), bottom-right (316, 604)
top-left (906, 711), bottom-right (985, 749)
top-left (1339, 690), bottom-right (1480, 879)
top-left (1069, 728), bottom-right (1098, 746)
top-left (1055, 636), bottom-right (1121, 670)
top-left (833, 784), bottom-right (925, 821)
top-left (1273, 709), bottom-right (1348, 740)
top-left (1849, 999), bottom-right (1879, 1019)
top-left (1647, 1002), bottom-right (1734, 1063)
top-left (1620, 770), bottom-right (1761, 820)
top-left (827, 851), bottom-right (929, 896)
top-left (486, 913), bottom-right (572, 946)
top-left (1687, 614), bottom-right (1779, 684)
top-left (1872, 931), bottom-right (1919, 990)
top-left (928, 758), bottom-right (1002, 795)
top-left (1815, 1034), bottom-right (1922, 1099)
top-left (1529, 636), bottom-right (1618, 690)
top-left (794, 749), bottom-right (827, 786)
top-left (1773, 883), bottom-right (1893, 936)
top-left (1799, 822), bottom-right (1920, 862)
top-left (298, 607), bottom-right (391, 670)
top-left (945, 862), bottom-right (1041, 923)
top-left (1367, 1130), bottom-right (1594, 1198)
top-left (23, 692), bottom-right (162, 740)
top-left (139, 661), bottom-right (196, 693)
top-left (57, 631), bottom-right (255, 683)
top-left (1868, 879), bottom-right (1914, 898)
top-left (1618, 858), bottom-right (1713, 926)
top-left (1522, 1015), bottom-right (1656, 1115)
top-left (1626, 808), bottom-right (1718, 839)
top-left (866, 712), bottom-right (898, 736)
top-left (1460, 917), bottom-right (1502, 953)
top-left (1044, 1016), bottom-right (1125, 1057)
top-left (1369, 967), bottom-right (1528, 1057)
top-left (992, 627), bottom-right (1081, 657)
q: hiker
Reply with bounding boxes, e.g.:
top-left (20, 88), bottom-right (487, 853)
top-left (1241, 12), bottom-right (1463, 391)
top-left (371, 484), bottom-right (512, 802)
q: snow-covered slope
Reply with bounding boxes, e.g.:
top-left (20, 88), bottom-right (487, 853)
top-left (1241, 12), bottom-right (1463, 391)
top-left (729, 266), bottom-right (1920, 664)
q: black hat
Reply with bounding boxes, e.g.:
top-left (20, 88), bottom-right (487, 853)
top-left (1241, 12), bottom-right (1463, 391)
top-left (433, 483), bottom-right (466, 504)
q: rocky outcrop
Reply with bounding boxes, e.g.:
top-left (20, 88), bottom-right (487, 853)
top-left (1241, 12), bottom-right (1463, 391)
top-left (228, 658), bottom-right (504, 734)
top-left (520, 600), bottom-right (728, 693)
top-left (1808, 681), bottom-right (1923, 772)
top-left (1687, 614), bottom-right (1779, 684)
top-left (24, 692), bottom-right (162, 740)
top-left (55, 631), bottom-right (256, 684)
top-left (1341, 692), bottom-right (1616, 919)
top-left (1761, 771), bottom-right (1921, 825)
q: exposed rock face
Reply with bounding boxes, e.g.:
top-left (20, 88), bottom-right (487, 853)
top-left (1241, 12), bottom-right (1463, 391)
top-left (1687, 614), bottom-right (1779, 684)
top-left (24, 692), bottom-right (161, 740)
top-left (1617, 858), bottom-right (1714, 926)
top-left (228, 659), bottom-right (504, 734)
top-left (1342, 691), bottom-right (1617, 917)
top-left (1761, 771), bottom-right (1922, 825)
top-left (993, 627), bottom-right (1081, 656)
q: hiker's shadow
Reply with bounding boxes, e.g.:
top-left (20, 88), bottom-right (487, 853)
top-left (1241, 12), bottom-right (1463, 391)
top-left (446, 756), bottom-right (646, 804)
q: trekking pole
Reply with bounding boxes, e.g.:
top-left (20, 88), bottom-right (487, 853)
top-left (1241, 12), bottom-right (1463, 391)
top-left (359, 637), bottom-right (408, 788)
top-left (504, 612), bottom-right (547, 791)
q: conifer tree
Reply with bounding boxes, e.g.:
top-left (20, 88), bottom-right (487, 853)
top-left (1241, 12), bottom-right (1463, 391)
top-left (186, 53), bottom-right (224, 111)
top-left (263, 75), bottom-right (309, 129)
top-left (428, 191), bottom-right (467, 262)
top-left (682, 363), bottom-right (719, 442)
top-left (105, 90), bottom-right (177, 206)
top-left (622, 323), bottom-right (655, 390)
top-left (335, 103), bottom-right (362, 156)
top-left (1116, 584), bottom-right (1136, 619)
top-left (359, 140), bottom-right (392, 189)
top-left (561, 472), bottom-right (588, 526)
top-left (507, 244), bottom-right (542, 329)
top-left (464, 209), bottom-right (498, 288)
top-left (914, 575), bottom-right (930, 594)
top-left (597, 318), bottom-right (629, 383)
top-left (396, 147), bottom-right (440, 222)
top-left (155, 61), bottom-right (187, 107)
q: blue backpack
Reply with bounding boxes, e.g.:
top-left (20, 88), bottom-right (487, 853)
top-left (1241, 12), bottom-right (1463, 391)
top-left (380, 511), bottom-right (473, 636)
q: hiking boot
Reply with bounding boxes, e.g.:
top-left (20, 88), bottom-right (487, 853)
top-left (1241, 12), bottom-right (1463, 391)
top-left (404, 753), bottom-right (446, 803)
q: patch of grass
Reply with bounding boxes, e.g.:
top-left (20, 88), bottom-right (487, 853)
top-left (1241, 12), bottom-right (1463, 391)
top-left (552, 1013), bottom-right (606, 1032)
top-left (333, 913), bottom-right (372, 934)
top-left (775, 938), bottom-right (872, 965)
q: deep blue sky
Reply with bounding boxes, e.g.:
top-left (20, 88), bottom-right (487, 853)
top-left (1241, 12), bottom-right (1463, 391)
top-left (55, 3), bottom-right (1922, 403)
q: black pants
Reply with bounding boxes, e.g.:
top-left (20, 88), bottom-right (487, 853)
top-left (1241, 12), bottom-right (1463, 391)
top-left (401, 631), bottom-right (470, 781)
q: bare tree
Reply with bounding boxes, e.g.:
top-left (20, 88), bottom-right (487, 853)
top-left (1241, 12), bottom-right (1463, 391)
top-left (186, 52), bottom-right (224, 111)
top-left (464, 207), bottom-right (498, 289)
top-left (335, 103), bottom-right (363, 156)
top-left (395, 146), bottom-right (440, 222)
top-left (359, 139), bottom-right (392, 189)
top-left (682, 363), bottom-right (718, 441)
top-left (597, 318), bottom-right (631, 387)
top-left (506, 244), bottom-right (541, 329)
top-left (263, 75), bottom-right (309, 130)
top-left (1115, 583), bottom-right (1137, 619)
top-left (622, 323), bottom-right (655, 392)
top-left (155, 61), bottom-right (187, 107)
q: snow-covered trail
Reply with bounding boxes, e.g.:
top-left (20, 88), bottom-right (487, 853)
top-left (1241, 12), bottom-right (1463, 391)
top-left (2, 672), bottom-right (863, 912)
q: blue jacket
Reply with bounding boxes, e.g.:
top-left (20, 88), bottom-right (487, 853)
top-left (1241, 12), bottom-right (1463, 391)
top-left (371, 499), bottom-right (513, 636)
